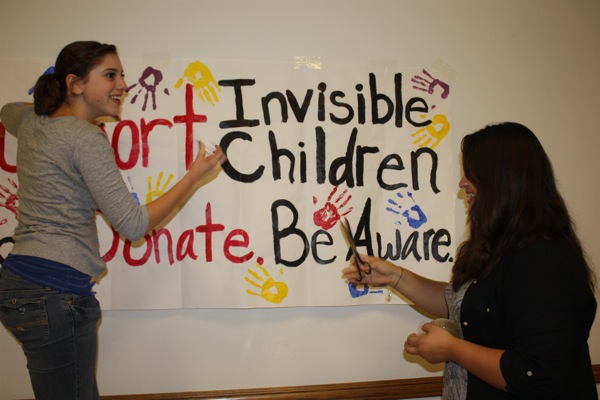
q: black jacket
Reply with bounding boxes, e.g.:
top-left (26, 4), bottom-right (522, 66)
top-left (460, 238), bottom-right (597, 399)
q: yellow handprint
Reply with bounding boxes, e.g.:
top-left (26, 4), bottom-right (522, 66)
top-left (175, 61), bottom-right (221, 106)
top-left (146, 172), bottom-right (174, 204)
top-left (411, 113), bottom-right (451, 149)
top-left (245, 259), bottom-right (289, 304)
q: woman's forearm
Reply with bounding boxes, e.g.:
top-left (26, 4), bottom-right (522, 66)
top-left (450, 339), bottom-right (507, 391)
top-left (145, 173), bottom-right (196, 231)
top-left (394, 267), bottom-right (449, 317)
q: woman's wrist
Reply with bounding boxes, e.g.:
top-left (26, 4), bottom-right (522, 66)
top-left (391, 267), bottom-right (404, 290)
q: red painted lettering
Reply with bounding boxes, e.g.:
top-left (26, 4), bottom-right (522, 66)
top-left (99, 202), bottom-right (249, 267)
top-left (0, 124), bottom-right (16, 173)
top-left (224, 229), bottom-right (253, 263)
top-left (173, 83), bottom-right (208, 169)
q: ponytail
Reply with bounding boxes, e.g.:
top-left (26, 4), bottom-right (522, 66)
top-left (33, 73), bottom-right (63, 115)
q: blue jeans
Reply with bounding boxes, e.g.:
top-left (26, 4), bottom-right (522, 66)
top-left (0, 268), bottom-right (101, 400)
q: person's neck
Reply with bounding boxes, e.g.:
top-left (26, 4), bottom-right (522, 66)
top-left (50, 102), bottom-right (91, 123)
top-left (50, 103), bottom-right (74, 118)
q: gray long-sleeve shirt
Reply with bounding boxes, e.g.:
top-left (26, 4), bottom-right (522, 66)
top-left (1, 103), bottom-right (148, 278)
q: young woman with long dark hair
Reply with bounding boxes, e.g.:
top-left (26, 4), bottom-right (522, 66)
top-left (343, 122), bottom-right (597, 399)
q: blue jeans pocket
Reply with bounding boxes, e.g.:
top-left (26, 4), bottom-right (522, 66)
top-left (0, 296), bottom-right (50, 349)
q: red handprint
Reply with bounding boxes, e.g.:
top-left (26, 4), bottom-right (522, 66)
top-left (0, 178), bottom-right (19, 221)
top-left (313, 186), bottom-right (352, 230)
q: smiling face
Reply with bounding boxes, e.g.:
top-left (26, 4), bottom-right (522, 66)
top-left (67, 53), bottom-right (127, 123)
top-left (459, 175), bottom-right (476, 207)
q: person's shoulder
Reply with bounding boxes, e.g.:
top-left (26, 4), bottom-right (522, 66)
top-left (522, 236), bottom-right (572, 257)
top-left (1, 102), bottom-right (36, 135)
top-left (66, 121), bottom-right (112, 159)
top-left (1, 102), bottom-right (34, 120)
top-left (51, 117), bottom-right (105, 139)
top-left (1, 101), bottom-right (29, 111)
top-left (509, 236), bottom-right (580, 277)
top-left (507, 237), bottom-right (568, 264)
top-left (500, 237), bottom-right (566, 270)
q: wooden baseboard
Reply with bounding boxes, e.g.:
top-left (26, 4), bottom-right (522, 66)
top-left (102, 377), bottom-right (443, 400)
top-left (100, 364), bottom-right (600, 400)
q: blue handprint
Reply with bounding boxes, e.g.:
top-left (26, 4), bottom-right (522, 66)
top-left (348, 282), bottom-right (369, 298)
top-left (347, 283), bottom-right (384, 298)
top-left (386, 191), bottom-right (428, 229)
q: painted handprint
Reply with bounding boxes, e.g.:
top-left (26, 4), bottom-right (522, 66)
top-left (412, 69), bottom-right (450, 99)
top-left (313, 186), bottom-right (353, 230)
top-left (348, 282), bottom-right (369, 298)
top-left (347, 283), bottom-right (384, 299)
top-left (127, 66), bottom-right (170, 111)
top-left (0, 178), bottom-right (19, 221)
top-left (245, 257), bottom-right (289, 304)
top-left (175, 61), bottom-right (221, 106)
top-left (411, 113), bottom-right (450, 150)
top-left (146, 172), bottom-right (174, 204)
top-left (386, 190), bottom-right (427, 229)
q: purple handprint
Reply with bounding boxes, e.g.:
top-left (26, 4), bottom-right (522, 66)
top-left (127, 66), bottom-right (170, 111)
top-left (412, 69), bottom-right (450, 99)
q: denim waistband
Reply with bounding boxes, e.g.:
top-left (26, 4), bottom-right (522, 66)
top-left (0, 267), bottom-right (24, 280)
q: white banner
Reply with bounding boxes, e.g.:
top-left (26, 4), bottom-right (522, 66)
top-left (0, 58), bottom-right (455, 309)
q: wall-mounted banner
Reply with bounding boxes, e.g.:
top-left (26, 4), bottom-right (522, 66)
top-left (0, 58), bottom-right (454, 309)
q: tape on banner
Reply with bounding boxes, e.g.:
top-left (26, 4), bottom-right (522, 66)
top-left (293, 56), bottom-right (322, 70)
top-left (432, 58), bottom-right (458, 81)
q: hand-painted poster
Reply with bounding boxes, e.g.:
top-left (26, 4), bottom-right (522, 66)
top-left (0, 57), bottom-right (454, 309)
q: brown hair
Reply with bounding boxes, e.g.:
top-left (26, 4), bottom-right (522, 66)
top-left (452, 122), bottom-right (595, 292)
top-left (33, 41), bottom-right (118, 115)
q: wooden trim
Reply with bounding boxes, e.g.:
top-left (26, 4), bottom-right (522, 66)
top-left (100, 365), bottom-right (600, 400)
top-left (101, 377), bottom-right (443, 400)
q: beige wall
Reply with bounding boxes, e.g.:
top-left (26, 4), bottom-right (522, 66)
top-left (1, 0), bottom-right (599, 398)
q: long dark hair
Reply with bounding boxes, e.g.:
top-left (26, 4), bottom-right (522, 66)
top-left (452, 122), bottom-right (595, 292)
top-left (33, 41), bottom-right (118, 116)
